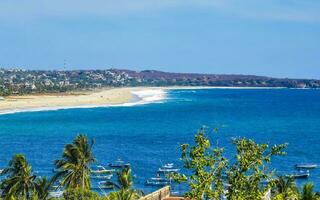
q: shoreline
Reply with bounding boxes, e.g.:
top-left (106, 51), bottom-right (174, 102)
top-left (0, 86), bottom-right (297, 115)
top-left (0, 87), bottom-right (167, 115)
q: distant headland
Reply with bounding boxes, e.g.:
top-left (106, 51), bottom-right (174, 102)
top-left (0, 68), bottom-right (319, 96)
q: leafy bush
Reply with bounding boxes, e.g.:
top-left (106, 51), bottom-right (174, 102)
top-left (63, 188), bottom-right (103, 200)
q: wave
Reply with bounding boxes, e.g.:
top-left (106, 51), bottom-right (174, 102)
top-left (0, 89), bottom-right (167, 115)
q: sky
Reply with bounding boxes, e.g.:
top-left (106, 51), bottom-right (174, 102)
top-left (0, 0), bottom-right (319, 79)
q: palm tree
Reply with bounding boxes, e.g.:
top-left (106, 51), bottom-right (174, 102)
top-left (273, 175), bottom-right (299, 199)
top-left (300, 183), bottom-right (319, 200)
top-left (107, 189), bottom-right (141, 200)
top-left (0, 154), bottom-right (37, 199)
top-left (116, 167), bottom-right (133, 190)
top-left (34, 177), bottom-right (52, 200)
top-left (106, 167), bottom-right (143, 200)
top-left (52, 134), bottom-right (95, 190)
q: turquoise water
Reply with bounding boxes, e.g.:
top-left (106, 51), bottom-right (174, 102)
top-left (0, 89), bottom-right (320, 193)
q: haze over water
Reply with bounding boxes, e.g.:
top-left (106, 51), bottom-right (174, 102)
top-left (0, 88), bottom-right (320, 192)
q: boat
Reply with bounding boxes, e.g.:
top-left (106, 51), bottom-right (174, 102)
top-left (295, 164), bottom-right (318, 169)
top-left (145, 177), bottom-right (171, 186)
top-left (91, 165), bottom-right (115, 174)
top-left (49, 191), bottom-right (63, 198)
top-left (108, 159), bottom-right (130, 168)
top-left (286, 170), bottom-right (310, 179)
top-left (94, 181), bottom-right (115, 190)
top-left (158, 163), bottom-right (180, 173)
top-left (91, 174), bottom-right (113, 180)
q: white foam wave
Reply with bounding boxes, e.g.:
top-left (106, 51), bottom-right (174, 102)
top-left (0, 89), bottom-right (167, 115)
top-left (131, 89), bottom-right (166, 103)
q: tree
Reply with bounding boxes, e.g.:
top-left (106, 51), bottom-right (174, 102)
top-left (226, 138), bottom-right (287, 200)
top-left (300, 183), bottom-right (320, 200)
top-left (63, 188), bottom-right (102, 200)
top-left (53, 134), bottom-right (95, 190)
top-left (171, 127), bottom-right (228, 200)
top-left (34, 177), bottom-right (52, 200)
top-left (0, 154), bottom-right (37, 200)
top-left (106, 167), bottom-right (143, 200)
top-left (272, 176), bottom-right (299, 200)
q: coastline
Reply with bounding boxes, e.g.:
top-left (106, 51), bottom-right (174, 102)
top-left (0, 87), bottom-right (165, 115)
top-left (0, 86), bottom-right (286, 115)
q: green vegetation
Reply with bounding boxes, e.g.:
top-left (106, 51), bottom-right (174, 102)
top-left (226, 138), bottom-right (287, 199)
top-left (0, 154), bottom-right (50, 200)
top-left (52, 134), bottom-right (95, 190)
top-left (0, 129), bottom-right (319, 200)
top-left (63, 188), bottom-right (101, 200)
top-left (170, 127), bottom-right (227, 199)
top-left (171, 127), bottom-right (319, 200)
top-left (106, 167), bottom-right (143, 200)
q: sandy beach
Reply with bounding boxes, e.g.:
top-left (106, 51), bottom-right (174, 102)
top-left (0, 87), bottom-right (144, 114)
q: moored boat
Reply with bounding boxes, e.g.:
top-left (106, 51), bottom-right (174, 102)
top-left (295, 164), bottom-right (318, 169)
top-left (108, 159), bottom-right (130, 168)
top-left (286, 170), bottom-right (310, 179)
top-left (91, 165), bottom-right (115, 174)
top-left (91, 174), bottom-right (113, 180)
top-left (49, 191), bottom-right (63, 198)
top-left (158, 163), bottom-right (179, 173)
top-left (95, 181), bottom-right (115, 190)
top-left (145, 177), bottom-right (171, 186)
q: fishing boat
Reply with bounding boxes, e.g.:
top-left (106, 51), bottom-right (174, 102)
top-left (108, 159), bottom-right (130, 168)
top-left (145, 177), bottom-right (171, 186)
top-left (95, 181), bottom-right (115, 190)
top-left (158, 163), bottom-right (180, 173)
top-left (49, 191), bottom-right (63, 198)
top-left (286, 170), bottom-right (310, 179)
top-left (91, 174), bottom-right (113, 180)
top-left (295, 164), bottom-right (318, 169)
top-left (91, 165), bottom-right (115, 174)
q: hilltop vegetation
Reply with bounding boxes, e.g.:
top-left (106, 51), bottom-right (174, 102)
top-left (1, 68), bottom-right (320, 96)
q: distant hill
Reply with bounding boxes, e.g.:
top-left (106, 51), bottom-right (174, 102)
top-left (0, 68), bottom-right (319, 95)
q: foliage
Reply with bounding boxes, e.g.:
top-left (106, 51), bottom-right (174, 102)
top-left (106, 189), bottom-right (140, 200)
top-left (0, 154), bottom-right (37, 199)
top-left (300, 183), bottom-right (320, 200)
top-left (226, 138), bottom-right (287, 200)
top-left (106, 167), bottom-right (143, 200)
top-left (272, 176), bottom-right (299, 200)
top-left (53, 134), bottom-right (95, 190)
top-left (34, 177), bottom-right (53, 200)
top-left (171, 127), bottom-right (228, 200)
top-left (63, 188), bottom-right (102, 200)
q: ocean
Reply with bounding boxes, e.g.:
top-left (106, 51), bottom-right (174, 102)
top-left (0, 88), bottom-right (320, 194)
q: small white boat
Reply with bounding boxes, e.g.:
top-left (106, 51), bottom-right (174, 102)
top-left (158, 163), bottom-right (180, 173)
top-left (295, 164), bottom-right (318, 169)
top-left (145, 174), bottom-right (172, 186)
top-left (145, 178), bottom-right (170, 186)
top-left (91, 174), bottom-right (113, 180)
top-left (49, 190), bottom-right (64, 198)
top-left (95, 181), bottom-right (115, 190)
top-left (163, 163), bottom-right (174, 168)
top-left (91, 165), bottom-right (115, 174)
top-left (108, 159), bottom-right (130, 168)
top-left (286, 170), bottom-right (310, 179)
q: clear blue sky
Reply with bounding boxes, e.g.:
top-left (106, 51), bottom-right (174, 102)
top-left (0, 1), bottom-right (319, 79)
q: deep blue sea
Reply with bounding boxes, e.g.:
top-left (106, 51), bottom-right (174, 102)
top-left (0, 89), bottom-right (320, 193)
